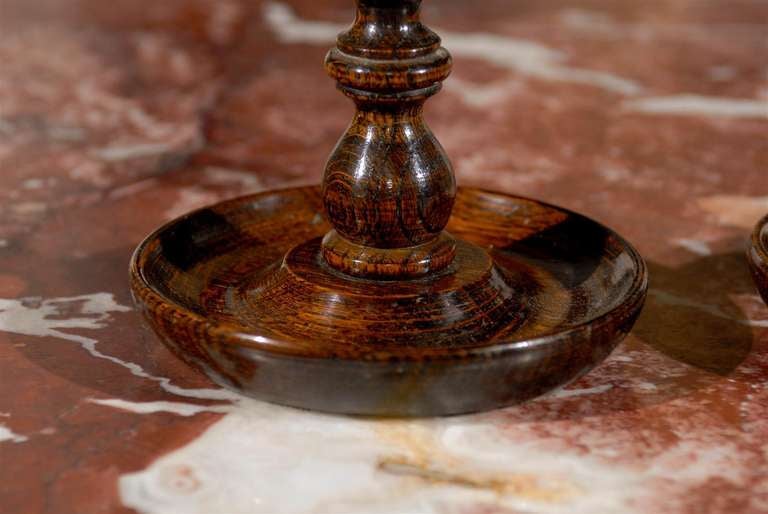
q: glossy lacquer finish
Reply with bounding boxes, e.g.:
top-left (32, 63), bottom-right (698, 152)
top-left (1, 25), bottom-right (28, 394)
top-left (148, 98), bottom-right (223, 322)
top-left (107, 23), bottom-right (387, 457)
top-left (131, 186), bottom-right (647, 416)
top-left (321, 0), bottom-right (455, 278)
top-left (748, 214), bottom-right (768, 305)
top-left (130, 0), bottom-right (648, 416)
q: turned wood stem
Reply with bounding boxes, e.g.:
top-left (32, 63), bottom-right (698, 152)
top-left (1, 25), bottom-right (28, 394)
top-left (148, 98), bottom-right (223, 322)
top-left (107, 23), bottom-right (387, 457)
top-left (321, 0), bottom-right (455, 279)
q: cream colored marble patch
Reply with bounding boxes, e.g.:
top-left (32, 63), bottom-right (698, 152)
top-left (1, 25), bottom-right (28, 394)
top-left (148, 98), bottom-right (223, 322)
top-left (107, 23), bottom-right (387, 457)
top-left (119, 400), bottom-right (643, 514)
top-left (672, 238), bottom-right (712, 256)
top-left (696, 195), bottom-right (768, 229)
top-left (203, 166), bottom-right (264, 190)
top-left (0, 422), bottom-right (28, 443)
top-left (163, 187), bottom-right (224, 220)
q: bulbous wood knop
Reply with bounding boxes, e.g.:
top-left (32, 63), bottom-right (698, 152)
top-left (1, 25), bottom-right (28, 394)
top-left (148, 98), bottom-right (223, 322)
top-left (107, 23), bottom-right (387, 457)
top-left (321, 0), bottom-right (455, 278)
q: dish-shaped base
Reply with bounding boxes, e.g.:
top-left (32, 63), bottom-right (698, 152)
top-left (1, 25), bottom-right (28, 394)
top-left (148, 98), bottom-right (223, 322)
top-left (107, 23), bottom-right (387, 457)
top-left (748, 214), bottom-right (768, 305)
top-left (130, 186), bottom-right (647, 416)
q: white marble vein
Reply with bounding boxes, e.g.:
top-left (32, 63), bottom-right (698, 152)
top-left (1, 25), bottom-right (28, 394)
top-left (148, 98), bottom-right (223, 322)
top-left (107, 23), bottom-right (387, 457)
top-left (672, 238), bottom-right (712, 256)
top-left (0, 293), bottom-right (236, 401)
top-left (548, 384), bottom-right (613, 399)
top-left (696, 195), bottom-right (768, 229)
top-left (0, 292), bottom-right (752, 513)
top-left (263, 2), bottom-right (768, 122)
top-left (0, 423), bottom-right (28, 443)
top-left (624, 95), bottom-right (768, 119)
top-left (88, 399), bottom-right (233, 417)
top-left (93, 142), bottom-right (175, 162)
top-left (263, 2), bottom-right (642, 95)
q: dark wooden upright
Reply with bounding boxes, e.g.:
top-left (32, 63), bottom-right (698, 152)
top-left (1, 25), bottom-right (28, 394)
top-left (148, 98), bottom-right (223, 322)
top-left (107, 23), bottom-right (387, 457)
top-left (748, 214), bottom-right (768, 305)
top-left (321, 0), bottom-right (456, 279)
top-left (129, 0), bottom-right (648, 416)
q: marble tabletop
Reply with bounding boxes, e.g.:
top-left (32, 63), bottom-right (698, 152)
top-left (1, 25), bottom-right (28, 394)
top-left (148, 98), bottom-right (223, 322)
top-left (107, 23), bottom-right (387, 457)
top-left (1, 1), bottom-right (767, 513)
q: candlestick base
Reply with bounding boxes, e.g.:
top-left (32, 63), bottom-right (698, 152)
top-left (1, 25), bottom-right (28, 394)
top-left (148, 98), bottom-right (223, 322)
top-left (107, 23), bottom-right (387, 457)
top-left (130, 186), bottom-right (647, 416)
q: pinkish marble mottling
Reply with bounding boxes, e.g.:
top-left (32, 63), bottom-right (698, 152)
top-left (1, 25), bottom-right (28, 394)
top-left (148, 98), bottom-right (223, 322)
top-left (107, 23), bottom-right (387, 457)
top-left (0, 1), bottom-right (767, 513)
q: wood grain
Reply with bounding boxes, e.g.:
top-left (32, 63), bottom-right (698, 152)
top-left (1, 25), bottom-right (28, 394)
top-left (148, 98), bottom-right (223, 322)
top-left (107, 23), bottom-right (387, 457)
top-left (130, 186), bottom-right (648, 416)
top-left (748, 214), bottom-right (768, 305)
top-left (321, 0), bottom-right (455, 278)
top-left (129, 0), bottom-right (649, 416)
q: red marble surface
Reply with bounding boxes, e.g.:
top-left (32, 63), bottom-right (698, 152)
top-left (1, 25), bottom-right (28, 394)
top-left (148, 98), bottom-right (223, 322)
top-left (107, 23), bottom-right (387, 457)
top-left (1, 1), bottom-right (767, 513)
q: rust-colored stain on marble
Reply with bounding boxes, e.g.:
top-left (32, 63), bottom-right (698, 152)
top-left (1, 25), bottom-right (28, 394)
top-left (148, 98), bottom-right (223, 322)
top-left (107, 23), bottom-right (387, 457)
top-left (378, 456), bottom-right (580, 502)
top-left (371, 419), bottom-right (610, 507)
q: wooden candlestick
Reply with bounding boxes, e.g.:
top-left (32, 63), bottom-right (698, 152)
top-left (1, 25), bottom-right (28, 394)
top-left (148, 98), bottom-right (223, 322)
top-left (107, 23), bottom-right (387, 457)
top-left (321, 0), bottom-right (455, 278)
top-left (130, 0), bottom-right (648, 416)
top-left (234, 1), bottom-right (531, 350)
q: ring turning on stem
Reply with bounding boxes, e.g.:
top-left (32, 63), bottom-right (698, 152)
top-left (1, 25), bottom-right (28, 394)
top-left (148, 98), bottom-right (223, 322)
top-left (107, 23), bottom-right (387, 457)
top-left (320, 0), bottom-right (456, 279)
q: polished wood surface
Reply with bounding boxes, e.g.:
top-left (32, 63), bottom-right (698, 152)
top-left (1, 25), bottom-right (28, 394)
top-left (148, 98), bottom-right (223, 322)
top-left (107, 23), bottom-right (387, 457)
top-left (748, 214), bottom-right (768, 305)
top-left (129, 0), bottom-right (648, 416)
top-left (130, 186), bottom-right (647, 416)
top-left (321, 0), bottom-right (455, 278)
